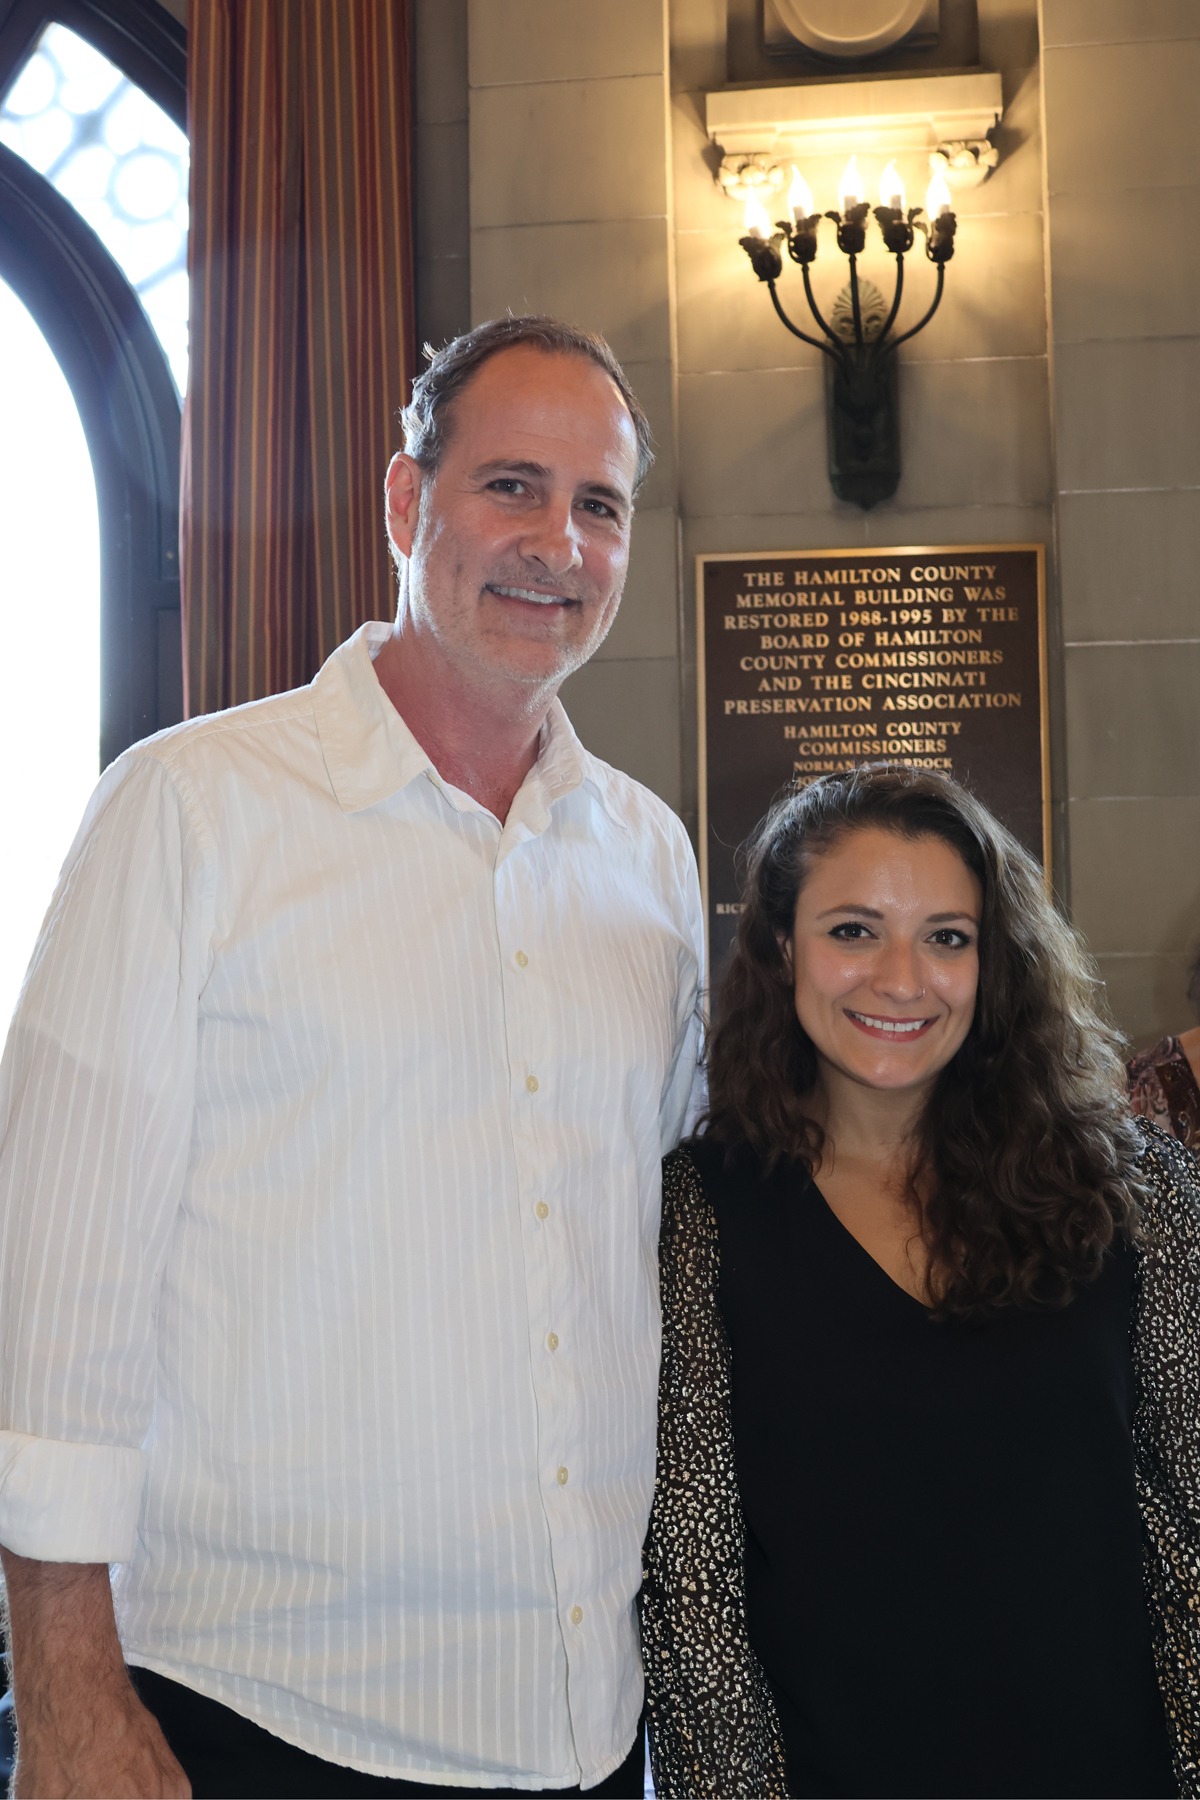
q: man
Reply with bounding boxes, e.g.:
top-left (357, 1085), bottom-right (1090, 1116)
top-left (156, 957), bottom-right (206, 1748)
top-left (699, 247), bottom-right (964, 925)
top-left (0, 317), bottom-right (704, 1798)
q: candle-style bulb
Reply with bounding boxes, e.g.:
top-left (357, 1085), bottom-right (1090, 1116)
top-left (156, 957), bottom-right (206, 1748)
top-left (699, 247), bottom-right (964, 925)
top-left (880, 160), bottom-right (905, 213)
top-left (788, 164), bottom-right (815, 221)
top-left (743, 194), bottom-right (773, 240)
top-left (925, 167), bottom-right (953, 217)
top-left (838, 155), bottom-right (863, 214)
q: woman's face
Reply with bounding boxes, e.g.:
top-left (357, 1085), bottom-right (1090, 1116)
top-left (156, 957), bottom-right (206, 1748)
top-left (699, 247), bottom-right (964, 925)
top-left (787, 825), bottom-right (982, 1106)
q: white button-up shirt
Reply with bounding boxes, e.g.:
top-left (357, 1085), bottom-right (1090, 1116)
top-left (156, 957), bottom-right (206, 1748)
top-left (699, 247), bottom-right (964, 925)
top-left (0, 623), bottom-right (705, 1789)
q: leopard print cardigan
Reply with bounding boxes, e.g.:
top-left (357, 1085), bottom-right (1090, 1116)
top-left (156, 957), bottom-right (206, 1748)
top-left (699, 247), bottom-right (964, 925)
top-left (641, 1119), bottom-right (1200, 1799)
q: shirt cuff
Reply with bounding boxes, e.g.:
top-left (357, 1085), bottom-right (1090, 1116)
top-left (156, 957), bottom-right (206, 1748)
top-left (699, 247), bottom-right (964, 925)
top-left (0, 1432), bottom-right (144, 1562)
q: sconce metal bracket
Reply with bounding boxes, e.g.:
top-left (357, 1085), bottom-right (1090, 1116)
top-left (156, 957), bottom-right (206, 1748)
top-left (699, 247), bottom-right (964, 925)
top-left (825, 342), bottom-right (900, 509)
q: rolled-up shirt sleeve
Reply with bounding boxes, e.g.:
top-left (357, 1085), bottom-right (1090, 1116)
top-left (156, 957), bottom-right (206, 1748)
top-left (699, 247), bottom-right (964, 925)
top-left (0, 751), bottom-right (211, 1562)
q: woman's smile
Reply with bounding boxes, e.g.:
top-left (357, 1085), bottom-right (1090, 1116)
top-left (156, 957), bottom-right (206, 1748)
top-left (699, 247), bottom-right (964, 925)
top-left (843, 1009), bottom-right (937, 1040)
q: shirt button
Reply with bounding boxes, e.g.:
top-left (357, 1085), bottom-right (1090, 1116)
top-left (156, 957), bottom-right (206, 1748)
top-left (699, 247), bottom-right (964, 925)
top-left (535, 1201), bottom-right (549, 1221)
top-left (556, 1466), bottom-right (569, 1486)
top-left (515, 950), bottom-right (529, 968)
top-left (570, 1605), bottom-right (584, 1626)
top-left (526, 1074), bottom-right (539, 1094)
top-left (547, 1332), bottom-right (559, 1352)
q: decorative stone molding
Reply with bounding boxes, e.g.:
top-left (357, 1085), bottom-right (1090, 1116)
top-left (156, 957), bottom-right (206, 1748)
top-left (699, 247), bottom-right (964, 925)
top-left (706, 70), bottom-right (1003, 160)
top-left (765, 0), bottom-right (939, 61)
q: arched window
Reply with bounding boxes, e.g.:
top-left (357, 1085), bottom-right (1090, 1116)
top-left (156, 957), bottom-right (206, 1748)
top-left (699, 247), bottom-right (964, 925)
top-left (0, 0), bottom-right (185, 1023)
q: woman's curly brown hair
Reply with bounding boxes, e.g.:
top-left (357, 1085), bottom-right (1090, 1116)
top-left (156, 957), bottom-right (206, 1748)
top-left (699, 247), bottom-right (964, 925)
top-left (701, 763), bottom-right (1145, 1322)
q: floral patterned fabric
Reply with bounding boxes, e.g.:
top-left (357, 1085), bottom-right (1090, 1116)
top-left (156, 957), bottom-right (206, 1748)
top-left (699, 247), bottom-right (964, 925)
top-left (642, 1120), bottom-right (1200, 1799)
top-left (1128, 1036), bottom-right (1200, 1154)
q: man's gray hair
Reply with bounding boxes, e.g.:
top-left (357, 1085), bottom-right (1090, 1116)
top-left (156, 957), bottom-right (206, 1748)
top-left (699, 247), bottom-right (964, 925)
top-left (400, 314), bottom-right (655, 493)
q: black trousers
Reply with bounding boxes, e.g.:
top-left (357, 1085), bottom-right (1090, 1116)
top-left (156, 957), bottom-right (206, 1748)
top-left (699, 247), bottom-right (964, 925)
top-left (130, 1669), bottom-right (647, 1800)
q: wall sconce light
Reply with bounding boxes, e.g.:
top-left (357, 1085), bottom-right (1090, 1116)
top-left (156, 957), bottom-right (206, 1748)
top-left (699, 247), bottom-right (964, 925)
top-left (736, 157), bottom-right (957, 510)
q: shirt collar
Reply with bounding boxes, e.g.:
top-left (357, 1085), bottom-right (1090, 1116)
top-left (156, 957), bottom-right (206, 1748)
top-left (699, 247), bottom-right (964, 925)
top-left (311, 622), bottom-right (630, 834)
top-left (312, 622), bottom-right (436, 813)
top-left (531, 697), bottom-right (631, 835)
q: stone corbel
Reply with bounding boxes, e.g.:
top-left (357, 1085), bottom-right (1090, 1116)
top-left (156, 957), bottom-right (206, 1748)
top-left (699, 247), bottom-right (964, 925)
top-left (928, 139), bottom-right (999, 190)
top-left (716, 153), bottom-right (788, 208)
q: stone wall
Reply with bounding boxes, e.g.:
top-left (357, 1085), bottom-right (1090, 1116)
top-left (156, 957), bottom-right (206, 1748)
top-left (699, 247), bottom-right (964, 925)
top-left (410, 0), bottom-right (1199, 1045)
top-left (1041, 0), bottom-right (1200, 1041)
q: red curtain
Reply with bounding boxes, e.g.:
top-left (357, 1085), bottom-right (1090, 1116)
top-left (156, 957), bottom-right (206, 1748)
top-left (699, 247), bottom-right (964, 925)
top-left (183, 0), bottom-right (414, 716)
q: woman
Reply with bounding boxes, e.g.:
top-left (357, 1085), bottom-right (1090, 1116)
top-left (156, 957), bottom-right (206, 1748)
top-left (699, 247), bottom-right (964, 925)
top-left (642, 764), bottom-right (1200, 1800)
top-left (1127, 949), bottom-right (1200, 1153)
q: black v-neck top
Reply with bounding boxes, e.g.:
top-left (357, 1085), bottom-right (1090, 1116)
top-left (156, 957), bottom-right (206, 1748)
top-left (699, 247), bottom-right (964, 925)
top-left (691, 1139), bottom-right (1176, 1799)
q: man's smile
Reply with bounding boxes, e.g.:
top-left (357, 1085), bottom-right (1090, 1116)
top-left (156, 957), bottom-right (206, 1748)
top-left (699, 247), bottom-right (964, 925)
top-left (486, 582), bottom-right (579, 607)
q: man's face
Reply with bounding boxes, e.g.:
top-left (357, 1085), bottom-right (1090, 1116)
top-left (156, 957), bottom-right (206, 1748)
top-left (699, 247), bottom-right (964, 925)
top-left (385, 345), bottom-right (640, 694)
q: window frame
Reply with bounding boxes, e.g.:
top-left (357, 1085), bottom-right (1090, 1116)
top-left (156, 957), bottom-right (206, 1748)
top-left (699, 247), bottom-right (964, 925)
top-left (0, 0), bottom-right (186, 763)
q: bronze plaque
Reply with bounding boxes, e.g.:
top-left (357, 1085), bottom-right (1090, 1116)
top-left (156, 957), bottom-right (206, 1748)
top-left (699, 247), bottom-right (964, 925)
top-left (698, 545), bottom-right (1048, 971)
